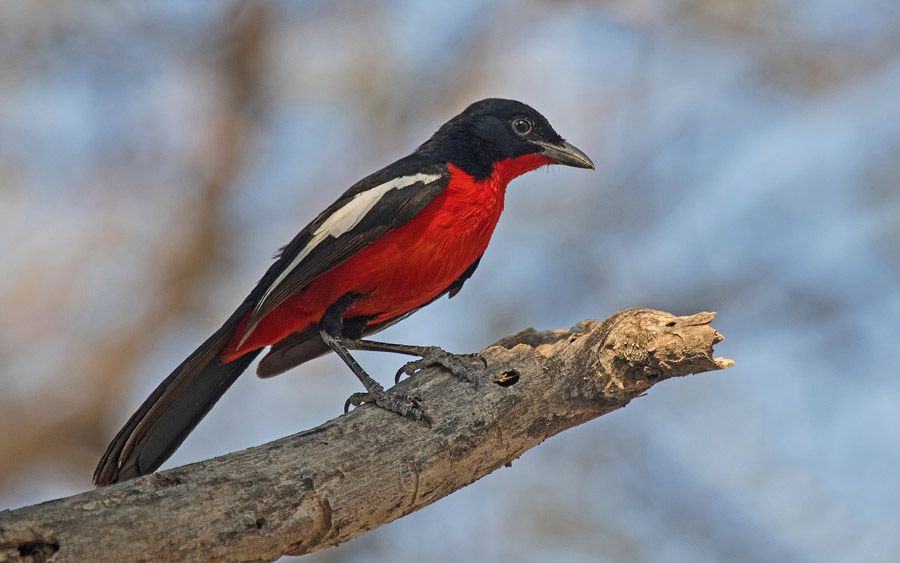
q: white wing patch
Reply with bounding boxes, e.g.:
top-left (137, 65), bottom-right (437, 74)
top-left (257, 172), bottom-right (441, 311)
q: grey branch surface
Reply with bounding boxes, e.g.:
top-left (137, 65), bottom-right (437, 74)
top-left (1, 308), bottom-right (732, 563)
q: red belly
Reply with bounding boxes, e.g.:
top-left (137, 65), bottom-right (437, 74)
top-left (221, 163), bottom-right (509, 361)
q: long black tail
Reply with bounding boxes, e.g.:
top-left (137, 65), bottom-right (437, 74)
top-left (93, 306), bottom-right (260, 487)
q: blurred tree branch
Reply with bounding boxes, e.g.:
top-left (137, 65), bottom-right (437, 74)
top-left (0, 309), bottom-right (731, 563)
top-left (0, 4), bottom-right (267, 486)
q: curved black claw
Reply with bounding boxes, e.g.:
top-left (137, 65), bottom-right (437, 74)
top-left (395, 347), bottom-right (488, 386)
top-left (344, 389), bottom-right (432, 426)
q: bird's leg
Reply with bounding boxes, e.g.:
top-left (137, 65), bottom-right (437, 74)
top-left (348, 339), bottom-right (488, 386)
top-left (320, 295), bottom-right (431, 424)
top-left (320, 330), bottom-right (431, 425)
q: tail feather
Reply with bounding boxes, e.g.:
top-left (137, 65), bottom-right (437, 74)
top-left (94, 310), bottom-right (260, 487)
top-left (256, 325), bottom-right (328, 378)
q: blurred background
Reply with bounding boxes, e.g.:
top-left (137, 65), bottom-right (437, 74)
top-left (1, 1), bottom-right (898, 562)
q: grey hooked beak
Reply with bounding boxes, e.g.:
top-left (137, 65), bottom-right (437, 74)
top-left (537, 140), bottom-right (595, 170)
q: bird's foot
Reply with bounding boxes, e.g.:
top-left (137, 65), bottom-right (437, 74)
top-left (395, 347), bottom-right (488, 386)
top-left (344, 388), bottom-right (432, 426)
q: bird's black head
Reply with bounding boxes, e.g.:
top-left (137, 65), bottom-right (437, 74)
top-left (417, 98), bottom-right (594, 181)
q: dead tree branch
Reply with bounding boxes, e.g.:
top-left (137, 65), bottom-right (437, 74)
top-left (0, 308), bottom-right (732, 563)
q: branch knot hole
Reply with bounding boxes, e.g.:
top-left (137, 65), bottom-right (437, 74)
top-left (19, 540), bottom-right (60, 562)
top-left (494, 370), bottom-right (519, 387)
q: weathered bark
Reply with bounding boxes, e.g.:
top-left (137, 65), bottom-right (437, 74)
top-left (0, 308), bottom-right (732, 563)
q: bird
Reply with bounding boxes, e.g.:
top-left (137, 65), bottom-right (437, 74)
top-left (93, 98), bottom-right (594, 487)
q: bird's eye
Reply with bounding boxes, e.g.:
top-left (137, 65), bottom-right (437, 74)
top-left (512, 118), bottom-right (532, 136)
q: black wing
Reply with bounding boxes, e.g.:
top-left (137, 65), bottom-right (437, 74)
top-left (239, 157), bottom-right (450, 342)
